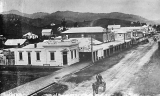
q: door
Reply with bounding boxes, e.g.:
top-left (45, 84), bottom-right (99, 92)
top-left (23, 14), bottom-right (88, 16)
top-left (63, 52), bottom-right (67, 65)
top-left (28, 52), bottom-right (31, 65)
top-left (104, 50), bottom-right (106, 57)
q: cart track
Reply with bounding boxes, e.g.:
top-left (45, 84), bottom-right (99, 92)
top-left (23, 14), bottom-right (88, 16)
top-left (63, 41), bottom-right (157, 96)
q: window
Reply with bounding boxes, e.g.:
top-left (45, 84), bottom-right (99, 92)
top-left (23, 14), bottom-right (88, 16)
top-left (74, 49), bottom-right (76, 58)
top-left (19, 52), bottom-right (23, 60)
top-left (50, 52), bottom-right (55, 60)
top-left (36, 52), bottom-right (40, 60)
top-left (71, 50), bottom-right (73, 59)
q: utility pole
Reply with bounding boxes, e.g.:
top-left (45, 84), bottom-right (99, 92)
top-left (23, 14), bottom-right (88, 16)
top-left (124, 33), bottom-right (125, 43)
top-left (124, 33), bottom-right (126, 48)
top-left (91, 35), bottom-right (94, 63)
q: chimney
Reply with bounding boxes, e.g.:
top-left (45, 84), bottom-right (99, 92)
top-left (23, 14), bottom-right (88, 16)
top-left (17, 43), bottom-right (20, 48)
top-left (34, 43), bottom-right (37, 48)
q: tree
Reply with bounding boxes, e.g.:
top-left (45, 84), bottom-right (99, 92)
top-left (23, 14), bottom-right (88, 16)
top-left (61, 18), bottom-right (67, 31)
top-left (0, 15), bottom-right (4, 36)
top-left (74, 22), bottom-right (78, 27)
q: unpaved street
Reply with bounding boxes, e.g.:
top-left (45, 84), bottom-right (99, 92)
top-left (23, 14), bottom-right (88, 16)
top-left (62, 40), bottom-right (158, 96)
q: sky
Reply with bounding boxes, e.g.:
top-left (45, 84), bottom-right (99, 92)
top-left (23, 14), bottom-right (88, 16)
top-left (0, 0), bottom-right (160, 20)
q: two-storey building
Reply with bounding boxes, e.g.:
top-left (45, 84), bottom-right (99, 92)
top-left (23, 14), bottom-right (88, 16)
top-left (62, 27), bottom-right (115, 43)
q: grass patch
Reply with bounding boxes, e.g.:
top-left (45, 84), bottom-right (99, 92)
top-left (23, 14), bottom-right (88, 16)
top-left (0, 67), bottom-right (60, 93)
top-left (131, 49), bottom-right (160, 96)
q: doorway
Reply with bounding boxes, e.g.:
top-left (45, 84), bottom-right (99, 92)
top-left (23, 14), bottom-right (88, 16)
top-left (28, 52), bottom-right (31, 65)
top-left (63, 52), bottom-right (67, 65)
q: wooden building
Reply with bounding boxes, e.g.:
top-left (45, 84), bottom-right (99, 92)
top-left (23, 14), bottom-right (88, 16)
top-left (13, 40), bottom-right (79, 66)
top-left (62, 27), bottom-right (115, 43)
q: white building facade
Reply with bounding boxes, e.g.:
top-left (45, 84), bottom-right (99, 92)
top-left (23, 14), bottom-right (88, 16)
top-left (42, 29), bottom-right (52, 36)
top-left (14, 41), bottom-right (79, 66)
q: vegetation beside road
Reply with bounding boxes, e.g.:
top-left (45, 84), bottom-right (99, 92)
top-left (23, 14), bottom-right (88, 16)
top-left (130, 48), bottom-right (160, 96)
top-left (0, 66), bottom-right (60, 93)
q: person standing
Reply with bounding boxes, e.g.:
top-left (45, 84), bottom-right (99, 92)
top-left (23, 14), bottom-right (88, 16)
top-left (96, 74), bottom-right (103, 84)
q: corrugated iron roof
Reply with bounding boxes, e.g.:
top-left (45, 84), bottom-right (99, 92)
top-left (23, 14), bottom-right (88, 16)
top-left (62, 27), bottom-right (106, 34)
top-left (42, 29), bottom-right (52, 33)
top-left (108, 25), bottom-right (121, 29)
top-left (5, 39), bottom-right (27, 46)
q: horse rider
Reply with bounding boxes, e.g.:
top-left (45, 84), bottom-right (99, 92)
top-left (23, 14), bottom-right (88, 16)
top-left (96, 74), bottom-right (103, 84)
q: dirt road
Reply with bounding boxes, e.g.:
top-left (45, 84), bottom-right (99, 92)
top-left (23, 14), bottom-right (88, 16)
top-left (62, 40), bottom-right (158, 96)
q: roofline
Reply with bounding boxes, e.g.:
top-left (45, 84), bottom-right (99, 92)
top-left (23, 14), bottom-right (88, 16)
top-left (43, 43), bottom-right (79, 47)
top-left (62, 32), bottom-right (106, 34)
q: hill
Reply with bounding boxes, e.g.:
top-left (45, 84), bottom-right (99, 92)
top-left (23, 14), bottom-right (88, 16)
top-left (46, 11), bottom-right (154, 24)
top-left (91, 18), bottom-right (134, 27)
top-left (30, 12), bottom-right (50, 19)
top-left (1, 14), bottom-right (42, 38)
top-left (0, 10), bottom-right (157, 39)
top-left (2, 10), bottom-right (155, 24)
top-left (2, 10), bottom-right (50, 19)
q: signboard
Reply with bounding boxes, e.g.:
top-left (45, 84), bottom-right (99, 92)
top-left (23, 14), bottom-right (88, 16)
top-left (71, 39), bottom-right (78, 43)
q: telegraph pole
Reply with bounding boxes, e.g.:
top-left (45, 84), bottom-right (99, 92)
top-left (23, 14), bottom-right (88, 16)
top-left (91, 35), bottom-right (94, 63)
top-left (124, 33), bottom-right (125, 43)
top-left (124, 33), bottom-right (126, 48)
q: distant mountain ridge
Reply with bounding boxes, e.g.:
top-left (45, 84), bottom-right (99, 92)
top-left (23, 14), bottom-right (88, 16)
top-left (2, 10), bottom-right (49, 19)
top-left (0, 10), bottom-right (158, 39)
top-left (1, 10), bottom-right (155, 24)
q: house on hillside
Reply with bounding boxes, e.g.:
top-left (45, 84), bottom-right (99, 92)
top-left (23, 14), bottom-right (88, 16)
top-left (23, 32), bottom-right (38, 39)
top-left (14, 40), bottom-right (79, 66)
top-left (108, 25), bottom-right (121, 30)
top-left (5, 39), bottom-right (28, 48)
top-left (62, 27), bottom-right (115, 43)
top-left (42, 29), bottom-right (52, 36)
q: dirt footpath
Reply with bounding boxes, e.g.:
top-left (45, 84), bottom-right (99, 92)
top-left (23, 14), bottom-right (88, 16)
top-left (61, 40), bottom-right (157, 96)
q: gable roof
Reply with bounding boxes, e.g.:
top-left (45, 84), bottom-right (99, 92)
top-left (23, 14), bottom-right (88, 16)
top-left (42, 29), bottom-right (52, 33)
top-left (62, 27), bottom-right (106, 34)
top-left (108, 25), bottom-right (121, 29)
top-left (5, 39), bottom-right (27, 46)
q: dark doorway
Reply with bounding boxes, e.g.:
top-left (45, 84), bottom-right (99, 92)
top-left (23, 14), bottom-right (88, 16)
top-left (104, 50), bottom-right (106, 57)
top-left (28, 52), bottom-right (31, 65)
top-left (63, 52), bottom-right (67, 65)
top-left (93, 52), bottom-right (96, 61)
top-left (107, 49), bottom-right (110, 56)
top-left (79, 52), bottom-right (92, 61)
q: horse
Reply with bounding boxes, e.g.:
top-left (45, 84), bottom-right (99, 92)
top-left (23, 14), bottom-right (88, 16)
top-left (92, 81), bottom-right (106, 96)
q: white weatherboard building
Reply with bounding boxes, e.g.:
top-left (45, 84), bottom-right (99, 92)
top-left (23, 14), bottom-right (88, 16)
top-left (108, 25), bottom-right (121, 29)
top-left (42, 29), bottom-right (52, 36)
top-left (14, 40), bottom-right (79, 66)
